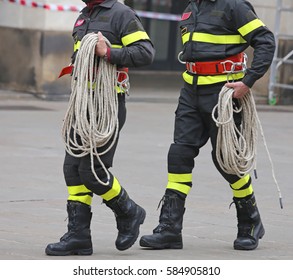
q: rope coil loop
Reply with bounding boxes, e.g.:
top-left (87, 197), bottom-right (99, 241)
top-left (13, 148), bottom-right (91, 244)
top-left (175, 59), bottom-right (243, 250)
top-left (62, 33), bottom-right (118, 186)
top-left (212, 85), bottom-right (283, 208)
top-left (212, 86), bottom-right (258, 178)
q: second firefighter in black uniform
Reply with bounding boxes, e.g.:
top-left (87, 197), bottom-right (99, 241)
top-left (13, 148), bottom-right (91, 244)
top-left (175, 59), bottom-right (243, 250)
top-left (140, 0), bottom-right (275, 251)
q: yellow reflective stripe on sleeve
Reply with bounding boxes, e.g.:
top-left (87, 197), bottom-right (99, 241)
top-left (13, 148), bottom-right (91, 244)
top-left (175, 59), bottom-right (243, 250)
top-left (232, 184), bottom-right (253, 198)
top-left (167, 182), bottom-right (191, 195)
top-left (183, 71), bottom-right (245, 85)
top-left (74, 42), bottom-right (122, 52)
top-left (74, 41), bottom-right (81, 52)
top-left (68, 184), bottom-right (92, 195)
top-left (121, 31), bottom-right (150, 46)
top-left (101, 177), bottom-right (122, 201)
top-left (111, 44), bottom-right (123, 49)
top-left (168, 173), bottom-right (192, 183)
top-left (68, 194), bottom-right (92, 206)
top-left (238, 18), bottom-right (265, 37)
top-left (182, 32), bottom-right (247, 45)
top-left (230, 174), bottom-right (251, 190)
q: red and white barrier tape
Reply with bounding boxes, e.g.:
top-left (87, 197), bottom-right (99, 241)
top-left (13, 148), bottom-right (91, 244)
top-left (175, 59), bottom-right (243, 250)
top-left (1, 0), bottom-right (181, 21)
top-left (2, 0), bottom-right (82, 11)
top-left (136, 10), bottom-right (181, 22)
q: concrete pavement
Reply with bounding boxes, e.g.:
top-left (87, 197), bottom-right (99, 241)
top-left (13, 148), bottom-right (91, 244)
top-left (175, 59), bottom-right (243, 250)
top-left (0, 79), bottom-right (293, 261)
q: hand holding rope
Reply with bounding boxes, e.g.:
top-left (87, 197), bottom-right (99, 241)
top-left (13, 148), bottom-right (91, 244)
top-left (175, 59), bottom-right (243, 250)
top-left (212, 86), bottom-right (283, 208)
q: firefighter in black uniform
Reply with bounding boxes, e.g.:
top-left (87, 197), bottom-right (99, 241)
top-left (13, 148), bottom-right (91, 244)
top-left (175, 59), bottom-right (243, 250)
top-left (45, 0), bottom-right (155, 256)
top-left (140, 0), bottom-right (275, 250)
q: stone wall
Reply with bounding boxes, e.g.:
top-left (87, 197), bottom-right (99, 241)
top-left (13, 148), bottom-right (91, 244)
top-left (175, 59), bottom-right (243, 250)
top-left (0, 0), bottom-right (292, 103)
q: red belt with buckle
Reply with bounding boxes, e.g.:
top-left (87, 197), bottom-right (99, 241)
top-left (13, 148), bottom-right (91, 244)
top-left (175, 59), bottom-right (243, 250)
top-left (58, 65), bottom-right (129, 83)
top-left (186, 53), bottom-right (246, 75)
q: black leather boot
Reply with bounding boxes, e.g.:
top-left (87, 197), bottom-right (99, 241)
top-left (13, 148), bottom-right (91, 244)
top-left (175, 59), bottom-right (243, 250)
top-left (233, 194), bottom-right (265, 250)
top-left (45, 201), bottom-right (93, 256)
top-left (105, 188), bottom-right (146, 251)
top-left (139, 190), bottom-right (185, 249)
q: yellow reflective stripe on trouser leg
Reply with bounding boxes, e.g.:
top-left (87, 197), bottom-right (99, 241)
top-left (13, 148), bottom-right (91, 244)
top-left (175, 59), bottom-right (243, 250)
top-left (67, 184), bottom-right (93, 206)
top-left (168, 173), bottom-right (192, 183)
top-left (166, 173), bottom-right (192, 195)
top-left (100, 177), bottom-right (122, 201)
top-left (230, 174), bottom-right (254, 198)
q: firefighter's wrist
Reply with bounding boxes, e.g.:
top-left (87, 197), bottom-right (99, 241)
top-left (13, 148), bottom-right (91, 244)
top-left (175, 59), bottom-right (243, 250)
top-left (103, 47), bottom-right (111, 62)
top-left (242, 75), bottom-right (254, 88)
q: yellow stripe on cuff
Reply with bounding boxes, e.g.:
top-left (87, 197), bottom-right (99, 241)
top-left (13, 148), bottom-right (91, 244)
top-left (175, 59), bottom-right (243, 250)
top-left (230, 174), bottom-right (251, 190)
top-left (232, 184), bottom-right (253, 198)
top-left (168, 173), bottom-right (192, 183)
top-left (68, 184), bottom-right (91, 195)
top-left (101, 177), bottom-right (122, 201)
top-left (166, 182), bottom-right (191, 195)
top-left (68, 194), bottom-right (92, 206)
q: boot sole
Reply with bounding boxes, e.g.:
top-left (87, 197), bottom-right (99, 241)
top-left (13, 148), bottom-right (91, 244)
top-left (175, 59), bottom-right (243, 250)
top-left (116, 207), bottom-right (146, 251)
top-left (140, 238), bottom-right (183, 249)
top-left (45, 247), bottom-right (93, 256)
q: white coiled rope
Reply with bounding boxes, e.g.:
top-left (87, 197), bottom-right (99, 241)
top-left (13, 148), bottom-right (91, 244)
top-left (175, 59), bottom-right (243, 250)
top-left (62, 33), bottom-right (118, 186)
top-left (212, 86), bottom-right (257, 177)
top-left (212, 86), bottom-right (283, 208)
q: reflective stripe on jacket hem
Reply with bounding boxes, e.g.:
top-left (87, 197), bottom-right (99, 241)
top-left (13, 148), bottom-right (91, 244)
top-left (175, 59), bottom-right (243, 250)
top-left (182, 71), bottom-right (245, 85)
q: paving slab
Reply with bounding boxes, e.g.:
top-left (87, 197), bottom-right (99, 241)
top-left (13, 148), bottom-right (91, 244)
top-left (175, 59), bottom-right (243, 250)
top-left (0, 82), bottom-right (292, 263)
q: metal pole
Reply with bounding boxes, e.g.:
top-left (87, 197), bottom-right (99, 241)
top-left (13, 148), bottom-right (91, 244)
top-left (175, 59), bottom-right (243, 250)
top-left (268, 0), bottom-right (282, 105)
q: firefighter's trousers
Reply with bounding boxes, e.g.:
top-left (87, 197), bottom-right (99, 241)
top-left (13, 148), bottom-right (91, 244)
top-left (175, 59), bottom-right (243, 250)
top-left (63, 94), bottom-right (127, 205)
top-left (167, 81), bottom-right (253, 198)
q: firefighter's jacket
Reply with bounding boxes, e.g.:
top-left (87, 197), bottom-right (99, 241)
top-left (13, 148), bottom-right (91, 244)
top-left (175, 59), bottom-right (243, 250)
top-left (180, 0), bottom-right (275, 87)
top-left (71, 0), bottom-right (155, 68)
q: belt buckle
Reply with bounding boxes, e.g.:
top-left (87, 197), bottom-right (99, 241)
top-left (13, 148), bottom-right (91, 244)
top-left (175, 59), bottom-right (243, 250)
top-left (186, 62), bottom-right (197, 74)
top-left (220, 53), bottom-right (247, 74)
top-left (117, 70), bottom-right (130, 94)
top-left (220, 60), bottom-right (235, 73)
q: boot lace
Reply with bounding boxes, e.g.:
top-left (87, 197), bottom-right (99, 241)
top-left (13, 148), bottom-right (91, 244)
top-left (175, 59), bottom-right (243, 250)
top-left (153, 194), bottom-right (180, 233)
top-left (157, 194), bottom-right (179, 214)
top-left (230, 199), bottom-right (255, 239)
top-left (153, 223), bottom-right (170, 233)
